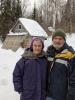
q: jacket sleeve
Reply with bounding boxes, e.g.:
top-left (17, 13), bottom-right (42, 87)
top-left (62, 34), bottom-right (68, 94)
top-left (68, 56), bottom-right (75, 97)
top-left (13, 58), bottom-right (25, 93)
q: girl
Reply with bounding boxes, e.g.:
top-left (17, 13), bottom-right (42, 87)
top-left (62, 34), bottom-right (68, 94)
top-left (13, 37), bottom-right (48, 100)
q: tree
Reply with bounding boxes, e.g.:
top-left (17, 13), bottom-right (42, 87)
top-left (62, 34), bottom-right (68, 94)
top-left (32, 3), bottom-right (38, 20)
top-left (0, 0), bottom-right (12, 37)
top-left (60, 0), bottom-right (75, 33)
top-left (15, 0), bottom-right (22, 19)
top-left (11, 0), bottom-right (22, 24)
top-left (21, 0), bottom-right (30, 17)
top-left (0, 0), bottom-right (22, 38)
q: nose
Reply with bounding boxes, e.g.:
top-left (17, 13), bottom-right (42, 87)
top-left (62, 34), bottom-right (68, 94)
top-left (55, 38), bottom-right (60, 43)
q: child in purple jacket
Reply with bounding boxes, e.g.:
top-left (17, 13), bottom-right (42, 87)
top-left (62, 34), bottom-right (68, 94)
top-left (13, 37), bottom-right (48, 100)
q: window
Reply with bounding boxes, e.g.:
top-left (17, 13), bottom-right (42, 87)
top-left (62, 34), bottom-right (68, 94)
top-left (19, 24), bottom-right (22, 29)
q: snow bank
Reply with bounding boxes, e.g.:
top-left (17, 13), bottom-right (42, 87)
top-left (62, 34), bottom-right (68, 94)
top-left (0, 43), bottom-right (24, 100)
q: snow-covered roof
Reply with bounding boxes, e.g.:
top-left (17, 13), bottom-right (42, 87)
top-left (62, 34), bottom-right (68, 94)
top-left (18, 18), bottom-right (48, 38)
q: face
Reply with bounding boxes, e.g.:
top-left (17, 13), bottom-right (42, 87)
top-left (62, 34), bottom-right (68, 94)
top-left (52, 36), bottom-right (65, 50)
top-left (32, 40), bottom-right (43, 55)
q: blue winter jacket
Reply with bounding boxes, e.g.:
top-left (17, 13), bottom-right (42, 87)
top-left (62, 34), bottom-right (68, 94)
top-left (47, 43), bottom-right (75, 100)
top-left (13, 49), bottom-right (48, 100)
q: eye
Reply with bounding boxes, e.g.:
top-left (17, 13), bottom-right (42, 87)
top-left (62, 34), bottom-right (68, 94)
top-left (33, 44), bottom-right (37, 47)
top-left (38, 45), bottom-right (42, 47)
top-left (33, 44), bottom-right (42, 48)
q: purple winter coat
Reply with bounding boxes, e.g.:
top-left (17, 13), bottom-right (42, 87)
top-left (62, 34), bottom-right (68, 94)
top-left (13, 49), bottom-right (48, 100)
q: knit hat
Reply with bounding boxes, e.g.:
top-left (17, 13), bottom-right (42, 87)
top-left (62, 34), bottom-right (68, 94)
top-left (30, 37), bottom-right (44, 50)
top-left (52, 29), bottom-right (66, 40)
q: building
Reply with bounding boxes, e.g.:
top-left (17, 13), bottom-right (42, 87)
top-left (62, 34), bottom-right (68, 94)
top-left (2, 18), bottom-right (48, 51)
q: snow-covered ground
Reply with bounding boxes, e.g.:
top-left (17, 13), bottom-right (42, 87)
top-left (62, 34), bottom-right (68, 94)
top-left (0, 33), bottom-right (75, 100)
top-left (0, 43), bottom-right (24, 100)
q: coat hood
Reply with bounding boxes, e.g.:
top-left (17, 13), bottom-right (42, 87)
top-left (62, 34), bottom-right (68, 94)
top-left (22, 48), bottom-right (47, 59)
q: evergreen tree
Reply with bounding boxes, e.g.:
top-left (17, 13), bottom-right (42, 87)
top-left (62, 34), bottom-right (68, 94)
top-left (15, 0), bottom-right (22, 19)
top-left (32, 3), bottom-right (38, 20)
top-left (0, 0), bottom-right (12, 37)
top-left (11, 0), bottom-right (22, 25)
top-left (0, 0), bottom-right (22, 38)
top-left (11, 0), bottom-right (16, 23)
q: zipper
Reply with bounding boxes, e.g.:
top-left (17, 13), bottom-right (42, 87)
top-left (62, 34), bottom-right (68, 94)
top-left (50, 58), bottom-right (55, 71)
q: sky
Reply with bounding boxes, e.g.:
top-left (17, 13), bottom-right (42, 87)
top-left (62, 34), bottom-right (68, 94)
top-left (0, 33), bottom-right (75, 100)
